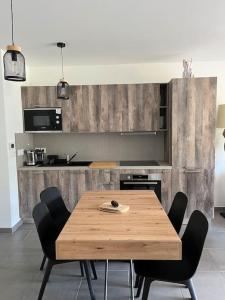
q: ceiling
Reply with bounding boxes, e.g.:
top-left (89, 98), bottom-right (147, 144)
top-left (0, 0), bottom-right (225, 67)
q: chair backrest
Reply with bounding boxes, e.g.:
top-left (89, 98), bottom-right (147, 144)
top-left (33, 202), bottom-right (58, 260)
top-left (182, 210), bottom-right (208, 278)
top-left (40, 187), bottom-right (70, 224)
top-left (168, 192), bottom-right (188, 233)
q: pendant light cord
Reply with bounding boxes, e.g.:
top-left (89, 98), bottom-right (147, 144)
top-left (61, 47), bottom-right (64, 80)
top-left (11, 0), bottom-right (14, 45)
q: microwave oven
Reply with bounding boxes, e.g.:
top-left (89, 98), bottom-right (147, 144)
top-left (24, 108), bottom-right (62, 132)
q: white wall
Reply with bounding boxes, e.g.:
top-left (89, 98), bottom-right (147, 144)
top-left (26, 61), bottom-right (225, 207)
top-left (0, 50), bottom-right (22, 228)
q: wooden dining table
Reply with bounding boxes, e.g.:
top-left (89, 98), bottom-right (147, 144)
top-left (56, 190), bottom-right (181, 299)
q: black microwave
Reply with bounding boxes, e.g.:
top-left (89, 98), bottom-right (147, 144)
top-left (24, 108), bottom-right (62, 132)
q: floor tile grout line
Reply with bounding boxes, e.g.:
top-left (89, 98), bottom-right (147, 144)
top-left (75, 277), bottom-right (83, 300)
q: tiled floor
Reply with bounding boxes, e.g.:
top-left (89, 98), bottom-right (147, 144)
top-left (1, 210), bottom-right (225, 299)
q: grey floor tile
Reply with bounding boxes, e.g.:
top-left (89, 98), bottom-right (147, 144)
top-left (204, 231), bottom-right (225, 249)
top-left (146, 281), bottom-right (184, 300)
top-left (207, 248), bottom-right (225, 271)
top-left (0, 210), bottom-right (225, 299)
top-left (198, 249), bottom-right (217, 271)
top-left (181, 271), bottom-right (225, 300)
top-left (77, 270), bottom-right (130, 299)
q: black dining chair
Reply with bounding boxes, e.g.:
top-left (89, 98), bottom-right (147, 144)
top-left (33, 202), bottom-right (96, 300)
top-left (134, 210), bottom-right (208, 300)
top-left (168, 191), bottom-right (188, 234)
top-left (38, 187), bottom-right (70, 271)
top-left (39, 186), bottom-right (97, 279)
top-left (134, 191), bottom-right (188, 296)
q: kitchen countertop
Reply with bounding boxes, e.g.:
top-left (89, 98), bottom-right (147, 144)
top-left (17, 161), bottom-right (172, 171)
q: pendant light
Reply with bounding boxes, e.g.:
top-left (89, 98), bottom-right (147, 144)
top-left (3, 0), bottom-right (26, 81)
top-left (57, 42), bottom-right (69, 100)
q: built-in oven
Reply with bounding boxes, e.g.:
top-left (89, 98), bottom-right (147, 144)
top-left (24, 108), bottom-right (62, 132)
top-left (120, 174), bottom-right (161, 202)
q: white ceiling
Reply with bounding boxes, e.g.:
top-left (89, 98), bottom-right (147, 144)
top-left (0, 0), bottom-right (225, 67)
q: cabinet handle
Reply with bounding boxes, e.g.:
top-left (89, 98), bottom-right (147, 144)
top-left (184, 169), bottom-right (202, 173)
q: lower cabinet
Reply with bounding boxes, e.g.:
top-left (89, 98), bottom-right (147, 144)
top-left (18, 168), bottom-right (172, 220)
top-left (171, 169), bottom-right (214, 218)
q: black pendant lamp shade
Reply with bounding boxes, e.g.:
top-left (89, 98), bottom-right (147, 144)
top-left (57, 80), bottom-right (70, 100)
top-left (3, 0), bottom-right (26, 82)
top-left (57, 42), bottom-right (69, 100)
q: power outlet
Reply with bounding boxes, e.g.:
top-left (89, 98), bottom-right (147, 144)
top-left (17, 149), bottom-right (24, 156)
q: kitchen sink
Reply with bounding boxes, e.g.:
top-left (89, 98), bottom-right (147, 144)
top-left (67, 161), bottom-right (92, 166)
top-left (38, 161), bottom-right (92, 167)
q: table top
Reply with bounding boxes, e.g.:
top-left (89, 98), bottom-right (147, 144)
top-left (56, 190), bottom-right (181, 260)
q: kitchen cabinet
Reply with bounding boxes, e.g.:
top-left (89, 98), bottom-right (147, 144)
top-left (21, 83), bottom-right (160, 133)
top-left (84, 169), bottom-right (120, 190)
top-left (18, 168), bottom-right (171, 220)
top-left (98, 83), bottom-right (160, 132)
top-left (62, 85), bottom-right (99, 132)
top-left (21, 86), bottom-right (62, 108)
top-left (170, 77), bottom-right (217, 217)
top-left (172, 169), bottom-right (214, 218)
top-left (127, 84), bottom-right (160, 132)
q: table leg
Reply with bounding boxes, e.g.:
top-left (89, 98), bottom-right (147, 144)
top-left (129, 260), bottom-right (134, 300)
top-left (104, 260), bottom-right (109, 300)
top-left (83, 261), bottom-right (96, 300)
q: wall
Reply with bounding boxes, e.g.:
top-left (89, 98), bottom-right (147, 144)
top-left (33, 132), bottom-right (165, 161)
top-left (26, 61), bottom-right (225, 207)
top-left (15, 133), bottom-right (34, 167)
top-left (0, 50), bottom-right (23, 229)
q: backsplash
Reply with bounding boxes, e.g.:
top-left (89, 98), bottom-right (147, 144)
top-left (32, 132), bottom-right (165, 161)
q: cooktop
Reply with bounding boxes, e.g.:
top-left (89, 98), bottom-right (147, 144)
top-left (119, 160), bottom-right (160, 166)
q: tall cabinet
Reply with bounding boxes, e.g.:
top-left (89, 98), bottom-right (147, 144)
top-left (170, 77), bottom-right (217, 218)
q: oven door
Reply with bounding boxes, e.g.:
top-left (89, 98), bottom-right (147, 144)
top-left (24, 108), bottom-right (62, 132)
top-left (120, 180), bottom-right (161, 202)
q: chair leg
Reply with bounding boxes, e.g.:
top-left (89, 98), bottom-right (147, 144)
top-left (90, 261), bottom-right (98, 280)
top-left (83, 261), bottom-right (96, 300)
top-left (38, 259), bottom-right (53, 300)
top-left (134, 275), bottom-right (140, 288)
top-left (40, 254), bottom-right (46, 271)
top-left (142, 278), bottom-right (153, 300)
top-left (80, 261), bottom-right (84, 277)
top-left (104, 260), bottom-right (109, 300)
top-left (186, 279), bottom-right (197, 300)
top-left (135, 276), bottom-right (144, 298)
top-left (129, 260), bottom-right (134, 300)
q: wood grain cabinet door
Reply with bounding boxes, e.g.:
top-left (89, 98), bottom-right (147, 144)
top-left (171, 77), bottom-right (217, 169)
top-left (62, 85), bottom-right (99, 133)
top-left (18, 170), bottom-right (45, 220)
top-left (58, 170), bottom-right (86, 211)
top-left (171, 168), bottom-right (214, 218)
top-left (21, 86), bottom-right (62, 108)
top-left (98, 85), bottom-right (129, 132)
top-left (128, 83), bottom-right (160, 132)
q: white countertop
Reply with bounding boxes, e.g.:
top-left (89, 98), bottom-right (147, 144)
top-left (18, 162), bottom-right (172, 171)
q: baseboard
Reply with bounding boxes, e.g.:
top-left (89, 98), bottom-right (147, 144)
top-left (22, 218), bottom-right (34, 224)
top-left (0, 219), bottom-right (23, 233)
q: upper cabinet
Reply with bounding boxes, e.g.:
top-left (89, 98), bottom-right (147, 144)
top-left (170, 77), bottom-right (217, 170)
top-left (21, 86), bottom-right (62, 108)
top-left (21, 83), bottom-right (161, 133)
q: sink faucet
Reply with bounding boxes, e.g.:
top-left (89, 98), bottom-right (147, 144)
top-left (66, 152), bottom-right (78, 164)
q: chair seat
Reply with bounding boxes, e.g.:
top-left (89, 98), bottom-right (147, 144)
top-left (134, 256), bottom-right (193, 282)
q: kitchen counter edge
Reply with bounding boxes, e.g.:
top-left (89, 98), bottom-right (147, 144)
top-left (17, 164), bottom-right (172, 171)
